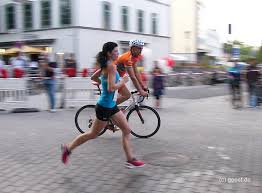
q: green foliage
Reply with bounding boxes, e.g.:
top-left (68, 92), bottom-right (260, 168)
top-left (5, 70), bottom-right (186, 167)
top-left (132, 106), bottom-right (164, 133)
top-left (256, 46), bottom-right (262, 63)
top-left (223, 40), bottom-right (256, 62)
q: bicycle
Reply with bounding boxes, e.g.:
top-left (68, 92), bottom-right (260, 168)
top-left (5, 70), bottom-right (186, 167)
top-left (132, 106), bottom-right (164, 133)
top-left (75, 83), bottom-right (161, 138)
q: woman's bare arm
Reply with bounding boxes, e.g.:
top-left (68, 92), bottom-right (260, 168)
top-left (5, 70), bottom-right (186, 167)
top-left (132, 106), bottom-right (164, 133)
top-left (91, 68), bottom-right (101, 84)
top-left (107, 65), bottom-right (127, 92)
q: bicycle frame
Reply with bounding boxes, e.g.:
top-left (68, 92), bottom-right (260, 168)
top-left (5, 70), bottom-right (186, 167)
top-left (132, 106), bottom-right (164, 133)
top-left (121, 91), bottom-right (144, 112)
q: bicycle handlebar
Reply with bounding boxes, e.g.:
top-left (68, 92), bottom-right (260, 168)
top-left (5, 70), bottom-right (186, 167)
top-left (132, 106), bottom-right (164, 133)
top-left (131, 89), bottom-right (149, 103)
top-left (131, 89), bottom-right (149, 95)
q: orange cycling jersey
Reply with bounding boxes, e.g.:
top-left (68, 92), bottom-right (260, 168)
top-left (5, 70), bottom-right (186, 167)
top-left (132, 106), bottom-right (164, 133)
top-left (115, 51), bottom-right (142, 77)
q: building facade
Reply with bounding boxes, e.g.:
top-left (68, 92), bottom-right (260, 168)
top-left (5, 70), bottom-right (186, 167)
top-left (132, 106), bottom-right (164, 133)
top-left (0, 0), bottom-right (170, 71)
top-left (204, 29), bottom-right (223, 61)
top-left (170, 0), bottom-right (205, 63)
top-left (170, 0), bottom-right (199, 63)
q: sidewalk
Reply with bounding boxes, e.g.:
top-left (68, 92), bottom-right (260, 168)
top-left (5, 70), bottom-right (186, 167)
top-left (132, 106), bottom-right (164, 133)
top-left (0, 95), bottom-right (262, 193)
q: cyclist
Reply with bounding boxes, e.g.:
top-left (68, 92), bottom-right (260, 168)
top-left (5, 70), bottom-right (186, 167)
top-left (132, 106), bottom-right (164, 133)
top-left (228, 59), bottom-right (242, 108)
top-left (115, 39), bottom-right (148, 105)
top-left (61, 42), bottom-right (145, 168)
top-left (92, 39), bottom-right (148, 106)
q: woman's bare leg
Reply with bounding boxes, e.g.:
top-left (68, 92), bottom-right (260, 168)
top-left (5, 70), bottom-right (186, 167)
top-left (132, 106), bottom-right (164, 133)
top-left (67, 118), bottom-right (107, 152)
top-left (111, 111), bottom-right (134, 161)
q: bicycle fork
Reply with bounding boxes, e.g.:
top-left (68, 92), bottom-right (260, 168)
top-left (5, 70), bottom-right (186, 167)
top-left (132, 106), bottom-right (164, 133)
top-left (134, 105), bottom-right (145, 124)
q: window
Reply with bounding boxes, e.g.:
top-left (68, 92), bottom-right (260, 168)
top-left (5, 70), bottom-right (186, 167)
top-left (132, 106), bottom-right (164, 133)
top-left (137, 10), bottom-right (144, 33)
top-left (103, 2), bottom-right (111, 29)
top-left (41, 0), bottom-right (51, 28)
top-left (23, 3), bottom-right (33, 30)
top-left (6, 4), bottom-right (15, 30)
top-left (121, 6), bottom-right (129, 31)
top-left (60, 0), bottom-right (71, 26)
top-left (151, 13), bottom-right (157, 34)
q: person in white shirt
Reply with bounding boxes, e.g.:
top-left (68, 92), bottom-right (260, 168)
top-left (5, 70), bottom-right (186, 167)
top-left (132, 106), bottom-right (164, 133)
top-left (12, 52), bottom-right (26, 69)
top-left (0, 56), bottom-right (5, 69)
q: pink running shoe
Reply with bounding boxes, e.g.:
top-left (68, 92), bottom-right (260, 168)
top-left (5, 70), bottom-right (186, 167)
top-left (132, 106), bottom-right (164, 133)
top-left (61, 144), bottom-right (71, 164)
top-left (125, 158), bottom-right (146, 169)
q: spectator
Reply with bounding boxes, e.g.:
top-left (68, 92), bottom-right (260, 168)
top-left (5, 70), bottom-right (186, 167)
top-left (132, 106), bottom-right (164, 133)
top-left (0, 56), bottom-right (5, 69)
top-left (40, 56), bottom-right (58, 112)
top-left (246, 59), bottom-right (260, 107)
top-left (65, 53), bottom-right (77, 77)
top-left (12, 52), bottom-right (27, 70)
top-left (12, 52), bottom-right (27, 78)
top-left (0, 56), bottom-right (8, 78)
top-left (29, 54), bottom-right (39, 70)
top-left (152, 61), bottom-right (165, 109)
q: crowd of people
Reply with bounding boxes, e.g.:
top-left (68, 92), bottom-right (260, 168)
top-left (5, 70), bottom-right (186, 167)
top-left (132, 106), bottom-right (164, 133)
top-left (0, 52), bottom-right (78, 112)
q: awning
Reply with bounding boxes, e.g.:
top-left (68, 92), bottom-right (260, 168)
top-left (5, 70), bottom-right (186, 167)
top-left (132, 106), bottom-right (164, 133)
top-left (4, 45), bottom-right (45, 55)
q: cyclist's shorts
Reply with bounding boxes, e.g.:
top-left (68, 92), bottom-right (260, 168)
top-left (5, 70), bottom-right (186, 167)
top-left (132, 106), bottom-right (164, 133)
top-left (95, 104), bottom-right (120, 121)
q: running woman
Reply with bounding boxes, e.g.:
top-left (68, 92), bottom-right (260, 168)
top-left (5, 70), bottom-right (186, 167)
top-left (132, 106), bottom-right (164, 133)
top-left (61, 42), bottom-right (145, 168)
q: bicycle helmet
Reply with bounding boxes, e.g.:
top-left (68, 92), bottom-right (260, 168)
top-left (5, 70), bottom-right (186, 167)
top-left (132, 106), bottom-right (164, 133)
top-left (129, 39), bottom-right (145, 48)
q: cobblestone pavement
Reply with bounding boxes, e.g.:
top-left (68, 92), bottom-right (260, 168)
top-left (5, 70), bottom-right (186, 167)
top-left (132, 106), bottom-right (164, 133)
top-left (0, 95), bottom-right (262, 193)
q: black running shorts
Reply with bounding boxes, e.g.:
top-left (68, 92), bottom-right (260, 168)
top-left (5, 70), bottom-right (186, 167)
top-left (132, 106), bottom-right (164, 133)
top-left (95, 104), bottom-right (120, 121)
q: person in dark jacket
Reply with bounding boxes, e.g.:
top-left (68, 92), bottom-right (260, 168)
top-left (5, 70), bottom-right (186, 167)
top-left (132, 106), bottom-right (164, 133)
top-left (246, 59), bottom-right (260, 107)
top-left (152, 62), bottom-right (165, 108)
top-left (40, 55), bottom-right (57, 112)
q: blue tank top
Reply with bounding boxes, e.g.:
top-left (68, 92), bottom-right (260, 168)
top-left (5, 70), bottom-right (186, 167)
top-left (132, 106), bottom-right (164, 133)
top-left (97, 71), bottom-right (120, 108)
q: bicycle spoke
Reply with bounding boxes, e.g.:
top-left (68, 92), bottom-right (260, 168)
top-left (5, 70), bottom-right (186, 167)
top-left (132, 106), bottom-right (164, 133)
top-left (127, 105), bottom-right (160, 138)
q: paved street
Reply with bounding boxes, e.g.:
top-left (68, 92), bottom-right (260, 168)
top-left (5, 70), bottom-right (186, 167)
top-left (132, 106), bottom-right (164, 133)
top-left (0, 92), bottom-right (262, 193)
top-left (165, 84), bottom-right (232, 99)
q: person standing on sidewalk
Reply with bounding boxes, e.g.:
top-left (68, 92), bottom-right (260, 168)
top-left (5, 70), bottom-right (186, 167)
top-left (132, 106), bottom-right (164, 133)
top-left (40, 55), bottom-right (57, 112)
top-left (246, 59), bottom-right (260, 107)
top-left (61, 42), bottom-right (145, 168)
top-left (152, 61), bottom-right (165, 108)
top-left (65, 53), bottom-right (77, 77)
top-left (0, 56), bottom-right (5, 69)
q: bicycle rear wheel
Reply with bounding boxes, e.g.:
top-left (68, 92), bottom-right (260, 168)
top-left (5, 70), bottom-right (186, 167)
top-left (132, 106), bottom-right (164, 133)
top-left (126, 105), bottom-right (161, 138)
top-left (75, 105), bottom-right (107, 135)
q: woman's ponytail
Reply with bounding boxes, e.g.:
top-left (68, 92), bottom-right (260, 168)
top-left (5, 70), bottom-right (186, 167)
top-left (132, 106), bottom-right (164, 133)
top-left (96, 42), bottom-right (118, 69)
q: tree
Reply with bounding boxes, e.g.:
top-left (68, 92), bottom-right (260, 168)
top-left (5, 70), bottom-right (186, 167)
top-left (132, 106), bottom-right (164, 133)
top-left (223, 40), bottom-right (255, 62)
top-left (240, 44), bottom-right (253, 62)
top-left (223, 43), bottom-right (232, 54)
top-left (256, 46), bottom-right (262, 63)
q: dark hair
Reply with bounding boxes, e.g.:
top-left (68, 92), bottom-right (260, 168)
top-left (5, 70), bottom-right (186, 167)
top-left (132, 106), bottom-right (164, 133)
top-left (96, 42), bottom-right (118, 69)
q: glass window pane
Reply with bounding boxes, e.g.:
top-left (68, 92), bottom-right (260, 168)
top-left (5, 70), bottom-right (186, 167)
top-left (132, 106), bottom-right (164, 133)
top-left (103, 2), bottom-right (111, 29)
top-left (6, 5), bottom-right (15, 30)
top-left (41, 1), bottom-right (51, 28)
top-left (60, 0), bottom-right (71, 25)
top-left (23, 3), bottom-right (33, 29)
top-left (122, 6), bottom-right (128, 31)
top-left (152, 13), bottom-right (157, 34)
top-left (137, 10), bottom-right (144, 33)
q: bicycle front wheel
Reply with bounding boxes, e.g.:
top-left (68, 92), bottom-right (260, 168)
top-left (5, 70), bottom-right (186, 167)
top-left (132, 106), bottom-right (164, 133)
top-left (75, 105), bottom-right (107, 135)
top-left (126, 105), bottom-right (161, 138)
